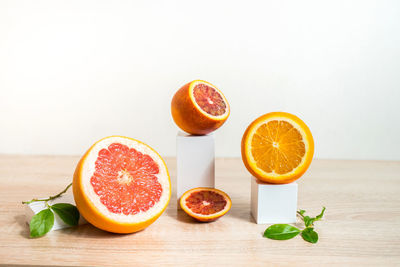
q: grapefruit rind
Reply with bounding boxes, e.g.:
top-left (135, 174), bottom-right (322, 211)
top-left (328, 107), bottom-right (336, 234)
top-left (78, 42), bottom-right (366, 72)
top-left (241, 112), bottom-right (314, 184)
top-left (188, 80), bottom-right (230, 120)
top-left (73, 136), bottom-right (171, 233)
top-left (180, 187), bottom-right (232, 222)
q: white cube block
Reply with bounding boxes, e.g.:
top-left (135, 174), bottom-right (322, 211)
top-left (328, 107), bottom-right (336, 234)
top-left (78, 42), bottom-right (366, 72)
top-left (251, 176), bottom-right (298, 224)
top-left (176, 132), bottom-right (215, 201)
top-left (25, 193), bottom-right (86, 231)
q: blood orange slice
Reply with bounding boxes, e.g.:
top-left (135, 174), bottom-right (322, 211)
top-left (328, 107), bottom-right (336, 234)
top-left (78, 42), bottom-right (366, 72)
top-left (171, 80), bottom-right (230, 135)
top-left (180, 188), bottom-right (231, 222)
top-left (73, 136), bottom-right (171, 233)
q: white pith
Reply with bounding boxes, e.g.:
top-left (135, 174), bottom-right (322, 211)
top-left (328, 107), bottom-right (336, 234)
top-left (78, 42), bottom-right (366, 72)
top-left (246, 116), bottom-right (310, 177)
top-left (81, 136), bottom-right (170, 223)
top-left (189, 80), bottom-right (229, 119)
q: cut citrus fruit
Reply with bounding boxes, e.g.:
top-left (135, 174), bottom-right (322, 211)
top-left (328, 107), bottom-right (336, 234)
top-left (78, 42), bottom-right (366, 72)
top-left (171, 80), bottom-right (230, 135)
top-left (73, 136), bottom-right (171, 233)
top-left (241, 112), bottom-right (314, 184)
top-left (180, 187), bottom-right (231, 222)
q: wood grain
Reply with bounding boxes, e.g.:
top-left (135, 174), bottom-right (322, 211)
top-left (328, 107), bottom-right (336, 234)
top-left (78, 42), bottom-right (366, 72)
top-left (0, 155), bottom-right (399, 266)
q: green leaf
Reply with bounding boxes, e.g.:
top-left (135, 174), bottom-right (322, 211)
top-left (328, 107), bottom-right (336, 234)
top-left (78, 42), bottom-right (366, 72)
top-left (316, 207), bottom-right (326, 220)
top-left (298, 209), bottom-right (306, 216)
top-left (303, 216), bottom-right (313, 227)
top-left (51, 203), bottom-right (80, 226)
top-left (302, 207), bottom-right (326, 227)
top-left (263, 224), bottom-right (301, 240)
top-left (301, 228), bottom-right (319, 243)
top-left (30, 208), bottom-right (54, 238)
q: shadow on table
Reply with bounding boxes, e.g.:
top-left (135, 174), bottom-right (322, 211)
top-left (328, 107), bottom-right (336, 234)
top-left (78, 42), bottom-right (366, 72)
top-left (59, 223), bottom-right (134, 238)
top-left (164, 201), bottom-right (201, 224)
top-left (228, 204), bottom-right (254, 223)
top-left (16, 213), bottom-right (140, 239)
top-left (15, 214), bottom-right (30, 238)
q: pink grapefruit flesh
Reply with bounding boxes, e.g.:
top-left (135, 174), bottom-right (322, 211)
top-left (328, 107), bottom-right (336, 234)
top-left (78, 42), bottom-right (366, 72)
top-left (90, 143), bottom-right (163, 215)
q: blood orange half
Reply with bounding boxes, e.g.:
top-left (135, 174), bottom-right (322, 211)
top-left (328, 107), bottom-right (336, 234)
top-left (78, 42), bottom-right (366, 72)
top-left (171, 80), bottom-right (230, 135)
top-left (73, 136), bottom-right (171, 233)
top-left (180, 188), bottom-right (231, 222)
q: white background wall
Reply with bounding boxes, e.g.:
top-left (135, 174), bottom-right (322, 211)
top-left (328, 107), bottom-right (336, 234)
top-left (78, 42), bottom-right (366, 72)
top-left (1, 0), bottom-right (399, 160)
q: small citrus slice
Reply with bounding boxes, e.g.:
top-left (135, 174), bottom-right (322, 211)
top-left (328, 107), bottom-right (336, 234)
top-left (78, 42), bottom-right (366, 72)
top-left (171, 80), bottom-right (230, 135)
top-left (180, 188), bottom-right (231, 222)
top-left (241, 112), bottom-right (314, 184)
top-left (73, 136), bottom-right (171, 233)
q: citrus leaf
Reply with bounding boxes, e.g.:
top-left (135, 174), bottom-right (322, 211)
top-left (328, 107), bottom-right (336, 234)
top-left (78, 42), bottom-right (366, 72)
top-left (30, 208), bottom-right (54, 238)
top-left (298, 209), bottom-right (306, 216)
top-left (301, 228), bottom-right (319, 243)
top-left (51, 203), bottom-right (80, 226)
top-left (302, 207), bottom-right (326, 227)
top-left (316, 207), bottom-right (326, 220)
top-left (263, 224), bottom-right (301, 240)
top-left (303, 216), bottom-right (313, 227)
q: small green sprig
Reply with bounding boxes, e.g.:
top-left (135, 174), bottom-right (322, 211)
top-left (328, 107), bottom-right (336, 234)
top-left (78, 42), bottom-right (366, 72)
top-left (263, 207), bottom-right (326, 244)
top-left (22, 183), bottom-right (80, 238)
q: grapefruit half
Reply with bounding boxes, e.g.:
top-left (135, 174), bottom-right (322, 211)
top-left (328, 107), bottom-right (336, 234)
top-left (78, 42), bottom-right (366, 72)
top-left (73, 136), bottom-right (171, 233)
top-left (171, 80), bottom-right (230, 135)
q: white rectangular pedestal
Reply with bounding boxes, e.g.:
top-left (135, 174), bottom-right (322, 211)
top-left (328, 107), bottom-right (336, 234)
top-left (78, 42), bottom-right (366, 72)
top-left (25, 193), bottom-right (87, 231)
top-left (251, 177), bottom-right (297, 224)
top-left (176, 132), bottom-right (215, 202)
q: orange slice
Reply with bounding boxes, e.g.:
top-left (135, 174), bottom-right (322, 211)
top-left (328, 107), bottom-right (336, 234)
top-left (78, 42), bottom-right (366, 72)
top-left (171, 80), bottom-right (230, 135)
top-left (73, 136), bottom-right (171, 233)
top-left (241, 112), bottom-right (314, 184)
top-left (180, 188), bottom-right (231, 222)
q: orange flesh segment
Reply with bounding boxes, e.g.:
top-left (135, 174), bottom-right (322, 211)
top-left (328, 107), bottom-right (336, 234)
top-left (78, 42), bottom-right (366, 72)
top-left (251, 120), bottom-right (306, 175)
top-left (90, 143), bottom-right (162, 215)
top-left (185, 190), bottom-right (227, 215)
top-left (193, 83), bottom-right (226, 116)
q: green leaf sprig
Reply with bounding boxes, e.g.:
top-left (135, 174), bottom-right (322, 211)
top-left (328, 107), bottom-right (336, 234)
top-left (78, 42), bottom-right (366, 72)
top-left (22, 183), bottom-right (80, 238)
top-left (263, 207), bottom-right (326, 244)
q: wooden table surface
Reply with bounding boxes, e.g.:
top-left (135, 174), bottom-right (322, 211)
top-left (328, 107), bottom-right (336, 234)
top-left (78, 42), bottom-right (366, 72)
top-left (1, 155), bottom-right (400, 266)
